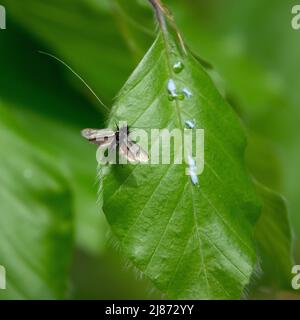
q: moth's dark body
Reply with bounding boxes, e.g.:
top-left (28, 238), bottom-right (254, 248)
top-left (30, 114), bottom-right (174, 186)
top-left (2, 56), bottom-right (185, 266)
top-left (115, 126), bottom-right (131, 143)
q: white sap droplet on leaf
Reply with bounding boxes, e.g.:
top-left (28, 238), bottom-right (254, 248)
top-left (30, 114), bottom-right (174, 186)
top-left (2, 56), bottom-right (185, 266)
top-left (185, 120), bottom-right (195, 129)
top-left (182, 88), bottom-right (193, 99)
top-left (187, 155), bottom-right (199, 185)
top-left (190, 173), bottom-right (199, 185)
top-left (167, 79), bottom-right (177, 96)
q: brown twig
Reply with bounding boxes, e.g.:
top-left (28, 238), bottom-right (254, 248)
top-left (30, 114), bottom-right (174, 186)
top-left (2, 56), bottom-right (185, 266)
top-left (147, 0), bottom-right (187, 54)
top-left (148, 0), bottom-right (168, 33)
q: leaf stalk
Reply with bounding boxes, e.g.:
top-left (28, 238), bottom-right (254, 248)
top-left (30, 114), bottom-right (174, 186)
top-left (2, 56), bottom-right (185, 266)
top-left (147, 0), bottom-right (187, 54)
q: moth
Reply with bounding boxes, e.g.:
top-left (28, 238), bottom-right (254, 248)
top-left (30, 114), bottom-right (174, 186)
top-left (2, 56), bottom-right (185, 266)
top-left (38, 52), bottom-right (148, 164)
top-left (81, 126), bottom-right (149, 163)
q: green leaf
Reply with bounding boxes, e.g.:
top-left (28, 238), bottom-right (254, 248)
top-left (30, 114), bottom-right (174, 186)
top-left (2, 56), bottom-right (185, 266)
top-left (254, 183), bottom-right (293, 290)
top-left (101, 22), bottom-right (261, 298)
top-left (167, 0), bottom-right (300, 254)
top-left (0, 106), bottom-right (73, 299)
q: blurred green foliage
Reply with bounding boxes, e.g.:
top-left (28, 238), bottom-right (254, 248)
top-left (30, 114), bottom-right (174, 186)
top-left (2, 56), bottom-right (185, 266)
top-left (0, 0), bottom-right (299, 299)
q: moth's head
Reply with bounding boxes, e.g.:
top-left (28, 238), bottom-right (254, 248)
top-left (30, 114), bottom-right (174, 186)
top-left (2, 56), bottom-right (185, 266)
top-left (115, 123), bottom-right (130, 135)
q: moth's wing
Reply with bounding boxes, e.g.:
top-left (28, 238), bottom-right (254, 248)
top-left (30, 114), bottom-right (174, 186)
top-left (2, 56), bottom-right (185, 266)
top-left (97, 139), bottom-right (117, 164)
top-left (98, 136), bottom-right (115, 148)
top-left (81, 128), bottom-right (115, 140)
top-left (81, 128), bottom-right (115, 146)
top-left (120, 140), bottom-right (149, 163)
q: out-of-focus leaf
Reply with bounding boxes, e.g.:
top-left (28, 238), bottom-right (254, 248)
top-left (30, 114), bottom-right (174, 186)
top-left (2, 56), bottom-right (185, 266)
top-left (0, 105), bottom-right (73, 299)
top-left (246, 132), bottom-right (293, 292)
top-left (101, 14), bottom-right (260, 297)
top-left (246, 133), bottom-right (282, 192)
top-left (71, 248), bottom-right (161, 299)
top-left (112, 0), bottom-right (154, 62)
top-left (253, 183), bottom-right (293, 291)
top-left (1, 0), bottom-right (134, 105)
top-left (0, 25), bottom-right (106, 254)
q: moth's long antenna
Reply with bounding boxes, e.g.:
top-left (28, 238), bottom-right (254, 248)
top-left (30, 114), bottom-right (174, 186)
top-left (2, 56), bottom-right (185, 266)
top-left (38, 51), bottom-right (110, 112)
